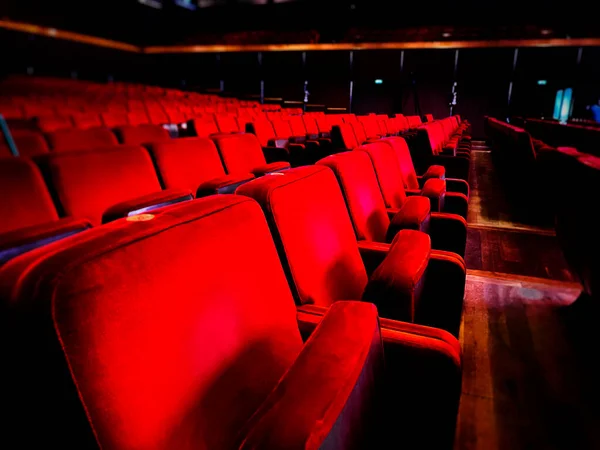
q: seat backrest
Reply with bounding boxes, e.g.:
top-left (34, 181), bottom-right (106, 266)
top-left (36, 116), bottom-right (73, 133)
top-left (247, 119), bottom-right (276, 147)
top-left (71, 113), bottom-right (103, 130)
top-left (192, 119), bottom-right (220, 138)
top-left (148, 137), bottom-right (226, 192)
top-left (357, 116), bottom-right (381, 138)
top-left (356, 142), bottom-right (408, 209)
top-left (331, 124), bottom-right (359, 150)
top-left (425, 114), bottom-right (434, 123)
top-left (302, 115), bottom-right (320, 136)
top-left (316, 116), bottom-right (332, 134)
top-left (46, 127), bottom-right (118, 152)
top-left (407, 115), bottom-right (423, 128)
top-left (0, 157), bottom-right (59, 234)
top-left (215, 115), bottom-right (240, 133)
top-left (237, 166), bottom-right (369, 307)
top-left (271, 119), bottom-right (294, 138)
top-left (394, 115), bottom-right (409, 133)
top-left (350, 122), bottom-right (367, 144)
top-left (101, 112), bottom-right (129, 127)
top-left (115, 125), bottom-right (171, 146)
top-left (126, 111), bottom-right (150, 125)
top-left (380, 137), bottom-right (420, 190)
top-left (0, 130), bottom-right (49, 158)
top-left (47, 146), bottom-right (162, 225)
top-left (1, 195), bottom-right (302, 449)
top-left (317, 152), bottom-right (390, 242)
top-left (288, 116), bottom-right (308, 137)
top-left (213, 133), bottom-right (266, 175)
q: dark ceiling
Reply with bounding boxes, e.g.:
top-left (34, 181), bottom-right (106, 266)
top-left (0, 0), bottom-right (597, 47)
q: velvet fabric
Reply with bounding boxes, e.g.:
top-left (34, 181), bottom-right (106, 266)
top-left (0, 130), bottom-right (49, 157)
top-left (147, 137), bottom-right (253, 193)
top-left (423, 165), bottom-right (446, 180)
top-left (191, 119), bottom-right (220, 138)
top-left (196, 173), bottom-right (256, 197)
top-left (317, 151), bottom-right (391, 243)
top-left (420, 177), bottom-right (447, 212)
top-left (0, 157), bottom-right (59, 234)
top-left (1, 196), bottom-right (391, 449)
top-left (1, 196), bottom-right (302, 449)
top-left (238, 301), bottom-right (383, 449)
top-left (362, 230), bottom-right (431, 322)
top-left (386, 196), bottom-right (431, 240)
top-left (236, 166), bottom-right (370, 306)
top-left (115, 124), bottom-right (171, 146)
top-left (46, 127), bottom-right (118, 152)
top-left (36, 115), bottom-right (73, 133)
top-left (47, 145), bottom-right (165, 225)
top-left (72, 114), bottom-right (103, 130)
top-left (213, 133), bottom-right (290, 175)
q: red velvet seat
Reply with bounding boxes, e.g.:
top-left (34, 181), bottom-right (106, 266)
top-left (148, 137), bottom-right (254, 197)
top-left (46, 127), bottom-right (118, 152)
top-left (317, 150), bottom-right (468, 258)
top-left (71, 113), bottom-right (103, 129)
top-left (114, 124), bottom-right (171, 146)
top-left (36, 115), bottom-right (73, 133)
top-left (190, 118), bottom-right (220, 138)
top-left (213, 133), bottom-right (290, 177)
top-left (101, 112), bottom-right (129, 127)
top-left (237, 165), bottom-right (465, 336)
top-left (0, 130), bottom-right (49, 157)
top-left (46, 146), bottom-right (192, 225)
top-left (215, 114), bottom-right (241, 133)
top-left (2, 195), bottom-right (391, 449)
top-left (0, 158), bottom-right (90, 264)
top-left (366, 139), bottom-right (470, 219)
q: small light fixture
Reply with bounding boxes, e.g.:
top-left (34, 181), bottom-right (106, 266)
top-left (537, 80), bottom-right (547, 85)
top-left (374, 79), bottom-right (383, 85)
top-left (442, 32), bottom-right (452, 38)
top-left (540, 29), bottom-right (552, 35)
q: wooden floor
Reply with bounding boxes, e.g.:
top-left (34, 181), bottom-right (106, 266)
top-left (454, 145), bottom-right (599, 450)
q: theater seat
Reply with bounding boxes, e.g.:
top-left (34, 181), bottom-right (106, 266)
top-left (115, 124), bottom-right (171, 146)
top-left (317, 150), bottom-right (468, 258)
top-left (148, 137), bottom-right (254, 197)
top-left (0, 130), bottom-right (49, 157)
top-left (364, 140), bottom-right (469, 220)
top-left (46, 127), bottom-right (118, 152)
top-left (1, 195), bottom-right (393, 449)
top-left (237, 165), bottom-right (465, 337)
top-left (213, 133), bottom-right (290, 177)
top-left (46, 146), bottom-right (192, 225)
top-left (0, 158), bottom-right (90, 264)
top-left (380, 137), bottom-right (470, 199)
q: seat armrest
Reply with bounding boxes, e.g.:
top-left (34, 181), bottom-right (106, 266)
top-left (251, 161), bottom-right (291, 177)
top-left (386, 196), bottom-right (431, 242)
top-left (429, 212), bottom-right (467, 257)
top-left (196, 173), bottom-right (255, 197)
top-left (296, 304), bottom-right (461, 449)
top-left (102, 188), bottom-right (193, 223)
top-left (362, 230), bottom-right (431, 323)
top-left (420, 178), bottom-right (446, 212)
top-left (0, 218), bottom-right (92, 265)
top-left (418, 250), bottom-right (466, 337)
top-left (422, 165), bottom-right (446, 181)
top-left (445, 178), bottom-right (469, 198)
top-left (405, 189), bottom-right (422, 197)
top-left (239, 301), bottom-right (383, 449)
top-left (357, 240), bottom-right (391, 276)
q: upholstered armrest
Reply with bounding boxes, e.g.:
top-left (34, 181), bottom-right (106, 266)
top-left (251, 161), bottom-right (291, 177)
top-left (296, 303), bottom-right (462, 448)
top-left (418, 250), bottom-right (466, 337)
top-left (262, 145), bottom-right (290, 163)
top-left (362, 230), bottom-right (431, 323)
top-left (239, 301), bottom-right (383, 449)
top-left (420, 178), bottom-right (446, 212)
top-left (442, 192), bottom-right (468, 219)
top-left (385, 196), bottom-right (431, 242)
top-left (445, 178), bottom-right (469, 198)
top-left (357, 240), bottom-right (391, 276)
top-left (422, 165), bottom-right (446, 181)
top-left (429, 212), bottom-right (467, 257)
top-left (196, 173), bottom-right (255, 197)
top-left (102, 188), bottom-right (193, 223)
top-left (427, 155), bottom-right (470, 181)
top-left (0, 218), bottom-right (92, 265)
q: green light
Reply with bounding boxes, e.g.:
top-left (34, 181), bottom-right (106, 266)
top-left (374, 79), bottom-right (383, 84)
top-left (537, 80), bottom-right (547, 85)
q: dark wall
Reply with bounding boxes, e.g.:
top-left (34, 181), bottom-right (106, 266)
top-left (2, 29), bottom-right (599, 138)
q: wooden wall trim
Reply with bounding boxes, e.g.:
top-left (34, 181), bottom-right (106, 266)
top-left (1, 19), bottom-right (599, 54)
top-left (144, 38), bottom-right (600, 54)
top-left (0, 19), bottom-right (141, 53)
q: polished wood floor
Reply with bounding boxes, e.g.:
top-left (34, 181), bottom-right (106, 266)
top-left (454, 146), bottom-right (599, 450)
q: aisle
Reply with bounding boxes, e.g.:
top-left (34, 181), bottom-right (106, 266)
top-left (453, 144), bottom-right (599, 450)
